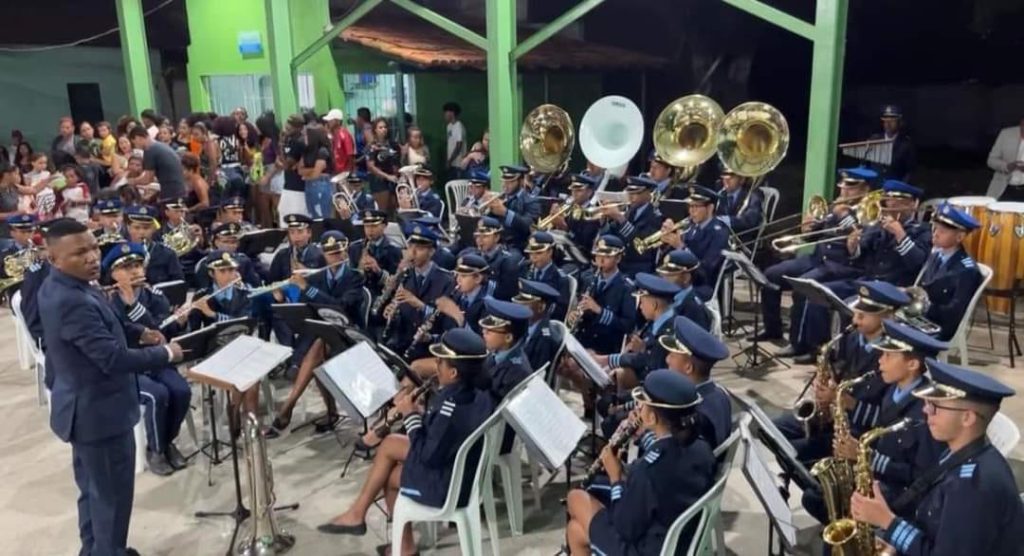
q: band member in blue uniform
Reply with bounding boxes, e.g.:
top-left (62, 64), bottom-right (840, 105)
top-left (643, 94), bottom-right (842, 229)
top-left (520, 231), bottom-right (571, 320)
top-left (871, 104), bottom-right (916, 181)
top-left (382, 225), bottom-right (454, 357)
top-left (214, 195), bottom-right (257, 233)
top-left (852, 359), bottom-right (1023, 556)
top-left (458, 174), bottom-right (491, 214)
top-left (19, 246), bottom-right (50, 353)
top-left (94, 197), bottom-right (127, 240)
top-left (546, 173), bottom-right (602, 255)
top-left (265, 213), bottom-right (325, 359)
top-left (793, 180), bottom-right (931, 361)
top-left (598, 175), bottom-right (662, 276)
top-left (350, 209), bottom-right (404, 300)
top-left (400, 166), bottom-right (443, 218)
top-left (758, 168), bottom-right (874, 344)
top-left (433, 253), bottom-right (491, 336)
top-left (187, 250), bottom-right (251, 329)
top-left (404, 215), bottom-right (457, 271)
top-left (649, 153), bottom-right (686, 201)
top-left (103, 242), bottom-right (192, 476)
top-left (715, 166), bottom-right (764, 237)
top-left (596, 272), bottom-right (680, 387)
top-left (658, 185), bottom-right (730, 301)
top-left (566, 369), bottom-right (716, 556)
top-left (194, 222), bottom-right (262, 289)
top-left (335, 173), bottom-right (378, 221)
top-left (513, 279), bottom-right (561, 373)
top-left (919, 203), bottom-right (983, 341)
top-left (485, 164), bottom-right (541, 251)
top-left (481, 297), bottom-right (533, 453)
top-left (319, 328), bottom-right (494, 556)
top-left (124, 205), bottom-right (184, 285)
top-left (573, 235), bottom-right (637, 353)
top-left (656, 248), bottom-right (712, 331)
top-left (156, 197), bottom-right (204, 285)
top-left (1, 213), bottom-right (37, 257)
top-left (460, 216), bottom-right (522, 301)
top-left (40, 218), bottom-right (184, 556)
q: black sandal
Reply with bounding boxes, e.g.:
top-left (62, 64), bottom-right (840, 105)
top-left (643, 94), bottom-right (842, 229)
top-left (264, 416), bottom-right (290, 439)
top-left (313, 413), bottom-right (341, 434)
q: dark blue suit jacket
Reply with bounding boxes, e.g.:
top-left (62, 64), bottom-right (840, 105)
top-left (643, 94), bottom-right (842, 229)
top-left (919, 248), bottom-right (982, 341)
top-left (500, 188), bottom-right (542, 251)
top-left (605, 202), bottom-right (661, 276)
top-left (144, 242), bottom-right (184, 285)
top-left (715, 185), bottom-right (764, 236)
top-left (685, 217), bottom-right (731, 298)
top-left (575, 270), bottom-right (636, 353)
top-left (855, 218), bottom-right (931, 287)
top-left (41, 269), bottom-right (171, 443)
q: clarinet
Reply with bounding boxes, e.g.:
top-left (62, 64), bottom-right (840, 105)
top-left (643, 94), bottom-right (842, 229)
top-left (583, 411), bottom-right (640, 484)
top-left (371, 259), bottom-right (407, 314)
top-left (404, 303), bottom-right (443, 360)
top-left (370, 376), bottom-right (439, 438)
top-left (566, 279), bottom-right (596, 335)
top-left (381, 267), bottom-right (414, 341)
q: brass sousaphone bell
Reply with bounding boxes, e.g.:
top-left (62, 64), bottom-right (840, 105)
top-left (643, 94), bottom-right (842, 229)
top-left (652, 94), bottom-right (726, 180)
top-left (520, 104), bottom-right (575, 175)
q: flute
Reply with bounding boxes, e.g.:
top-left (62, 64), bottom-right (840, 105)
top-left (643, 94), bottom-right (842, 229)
top-left (245, 259), bottom-right (348, 298)
top-left (159, 277), bottom-right (242, 329)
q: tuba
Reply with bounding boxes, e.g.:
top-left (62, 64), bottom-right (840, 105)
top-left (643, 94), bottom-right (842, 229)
top-left (716, 101), bottom-right (789, 177)
top-left (238, 412), bottom-right (295, 555)
top-left (520, 104), bottom-right (575, 175)
top-left (653, 94), bottom-right (725, 182)
top-left (579, 96), bottom-right (644, 171)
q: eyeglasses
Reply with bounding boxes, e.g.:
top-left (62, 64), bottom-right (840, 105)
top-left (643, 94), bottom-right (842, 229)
top-left (923, 400), bottom-right (971, 415)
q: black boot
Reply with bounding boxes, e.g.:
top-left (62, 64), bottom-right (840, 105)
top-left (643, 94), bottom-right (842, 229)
top-left (147, 450), bottom-right (175, 476)
top-left (165, 443), bottom-right (188, 470)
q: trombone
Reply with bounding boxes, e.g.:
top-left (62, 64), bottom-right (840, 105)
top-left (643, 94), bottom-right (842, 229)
top-left (771, 192), bottom-right (886, 253)
top-left (634, 218), bottom-right (691, 254)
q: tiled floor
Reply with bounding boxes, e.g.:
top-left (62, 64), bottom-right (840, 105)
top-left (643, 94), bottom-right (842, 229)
top-left (2, 302), bottom-right (1021, 556)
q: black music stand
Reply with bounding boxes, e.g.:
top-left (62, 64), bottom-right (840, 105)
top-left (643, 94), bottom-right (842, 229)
top-left (238, 229), bottom-right (287, 259)
top-left (152, 279), bottom-right (188, 308)
top-left (786, 276), bottom-right (854, 320)
top-left (724, 251), bottom-right (787, 372)
top-left (658, 198), bottom-right (689, 222)
top-left (456, 213), bottom-right (481, 250)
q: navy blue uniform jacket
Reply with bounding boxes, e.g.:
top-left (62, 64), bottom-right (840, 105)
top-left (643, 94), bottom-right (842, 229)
top-left (144, 241), bottom-right (184, 285)
top-left (854, 218), bottom-right (931, 287)
top-left (575, 270), bottom-right (637, 354)
top-left (41, 269), bottom-right (171, 443)
top-left (605, 202), bottom-right (661, 276)
top-left (918, 248), bottom-right (982, 342)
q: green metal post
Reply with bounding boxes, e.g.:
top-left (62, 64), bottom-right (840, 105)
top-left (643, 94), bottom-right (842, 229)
top-left (485, 0), bottom-right (518, 187)
top-left (803, 0), bottom-right (848, 205)
top-left (292, 0), bottom-right (385, 71)
top-left (266, 0), bottom-right (299, 119)
top-left (390, 0), bottom-right (487, 49)
top-left (512, 0), bottom-right (606, 59)
top-left (115, 0), bottom-right (155, 115)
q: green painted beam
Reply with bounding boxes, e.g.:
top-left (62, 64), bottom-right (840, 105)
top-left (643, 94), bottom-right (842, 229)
top-left (292, 0), bottom-right (384, 72)
top-left (485, 0), bottom-right (518, 187)
top-left (115, 0), bottom-right (155, 115)
top-left (512, 0), bottom-right (605, 60)
top-left (266, 0), bottom-right (299, 118)
top-left (802, 0), bottom-right (848, 204)
top-left (720, 0), bottom-right (817, 41)
top-left (390, 0), bottom-right (488, 50)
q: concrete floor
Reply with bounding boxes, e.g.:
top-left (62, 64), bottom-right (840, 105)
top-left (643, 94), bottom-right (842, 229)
top-left (2, 300), bottom-right (1022, 556)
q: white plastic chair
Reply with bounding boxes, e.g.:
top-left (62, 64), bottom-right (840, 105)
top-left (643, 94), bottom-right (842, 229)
top-left (491, 368), bottom-right (547, 536)
top-left (987, 411), bottom-right (1020, 457)
top-left (547, 322), bottom-right (569, 388)
top-left (10, 290), bottom-right (31, 371)
top-left (562, 274), bottom-right (578, 322)
top-left (917, 197), bottom-right (946, 222)
top-left (704, 299), bottom-right (724, 340)
top-left (391, 408), bottom-right (505, 556)
top-left (659, 464), bottom-right (732, 556)
top-left (445, 179), bottom-right (471, 231)
top-left (704, 414), bottom-right (749, 553)
top-left (939, 263), bottom-right (992, 365)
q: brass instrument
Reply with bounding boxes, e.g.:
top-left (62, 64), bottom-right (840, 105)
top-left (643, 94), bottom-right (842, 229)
top-left (368, 376), bottom-right (438, 440)
top-left (717, 101), bottom-right (790, 177)
top-left (237, 412), bottom-right (295, 555)
top-left (520, 104), bottom-right (574, 174)
top-left (821, 418), bottom-right (913, 555)
top-left (535, 200), bottom-right (576, 231)
top-left (97, 229), bottom-right (124, 247)
top-left (633, 218), bottom-right (691, 255)
top-left (332, 189), bottom-right (355, 216)
top-left (395, 169), bottom-right (420, 212)
top-left (897, 286), bottom-right (941, 335)
top-left (160, 277), bottom-right (242, 328)
top-left (579, 96), bottom-right (644, 171)
top-left (163, 222), bottom-right (199, 256)
top-left (652, 94), bottom-right (725, 172)
top-left (772, 191), bottom-right (885, 253)
top-left (793, 324), bottom-right (855, 436)
top-left (583, 410), bottom-right (639, 484)
top-left (0, 247), bottom-right (43, 291)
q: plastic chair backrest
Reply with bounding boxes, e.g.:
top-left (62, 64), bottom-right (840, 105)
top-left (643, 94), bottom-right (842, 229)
top-left (954, 263), bottom-right (992, 338)
top-left (11, 289), bottom-right (23, 320)
top-left (438, 199), bottom-right (447, 227)
top-left (547, 321), bottom-right (569, 386)
top-left (432, 408), bottom-right (504, 516)
top-left (987, 411), bottom-right (1021, 457)
top-left (563, 274), bottom-right (578, 319)
top-left (713, 413), bottom-right (748, 460)
top-left (760, 186), bottom-right (781, 223)
top-left (659, 466), bottom-right (730, 556)
top-left (445, 179), bottom-right (471, 229)
top-left (360, 287), bottom-right (372, 329)
top-left (917, 197), bottom-right (945, 222)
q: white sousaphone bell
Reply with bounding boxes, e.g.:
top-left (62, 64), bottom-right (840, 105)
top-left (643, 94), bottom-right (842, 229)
top-left (579, 95), bottom-right (645, 176)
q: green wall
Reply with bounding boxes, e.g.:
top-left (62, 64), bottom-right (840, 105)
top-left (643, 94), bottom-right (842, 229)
top-left (185, 0), bottom-right (342, 114)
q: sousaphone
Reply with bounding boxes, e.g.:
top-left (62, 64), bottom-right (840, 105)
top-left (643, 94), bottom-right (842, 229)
top-left (520, 104), bottom-right (574, 174)
top-left (652, 94), bottom-right (725, 179)
top-left (579, 95), bottom-right (644, 171)
top-left (717, 101), bottom-right (789, 177)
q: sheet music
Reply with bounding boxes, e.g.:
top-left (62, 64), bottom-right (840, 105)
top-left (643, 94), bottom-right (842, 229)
top-left (318, 341), bottom-right (399, 418)
top-left (190, 335), bottom-right (292, 391)
top-left (502, 375), bottom-right (587, 469)
top-left (563, 332), bottom-right (611, 388)
top-left (743, 438), bottom-right (797, 548)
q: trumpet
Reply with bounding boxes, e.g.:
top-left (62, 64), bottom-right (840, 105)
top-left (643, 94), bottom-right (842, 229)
top-left (159, 277), bottom-right (242, 328)
top-left (633, 218), bottom-right (691, 254)
top-left (535, 200), bottom-right (576, 230)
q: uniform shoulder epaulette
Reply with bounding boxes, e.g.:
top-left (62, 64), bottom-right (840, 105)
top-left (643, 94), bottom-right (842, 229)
top-left (958, 462), bottom-right (977, 479)
top-left (962, 257), bottom-right (976, 268)
top-left (541, 326), bottom-right (551, 337)
top-left (643, 449), bottom-right (661, 465)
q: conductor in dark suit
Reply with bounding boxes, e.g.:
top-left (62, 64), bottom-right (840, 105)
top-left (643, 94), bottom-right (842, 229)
top-left (40, 218), bottom-right (183, 556)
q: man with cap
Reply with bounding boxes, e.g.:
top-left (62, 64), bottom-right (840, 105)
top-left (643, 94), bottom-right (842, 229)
top-left (871, 104), bottom-right (916, 181)
top-left (656, 248), bottom-right (712, 331)
top-left (156, 197), bottom-right (205, 283)
top-left (383, 225), bottom-right (455, 356)
top-left (323, 108), bottom-right (355, 176)
top-left (263, 213), bottom-right (325, 353)
top-left (486, 164), bottom-right (541, 251)
top-left (433, 253), bottom-right (490, 336)
top-left (350, 209), bottom-right (403, 302)
top-left (216, 195), bottom-right (256, 233)
top-left (791, 180), bottom-right (931, 362)
top-left (918, 203), bottom-right (983, 341)
top-left (596, 175), bottom-right (663, 276)
top-left (319, 328), bottom-right (494, 556)
top-left (565, 369), bottom-right (715, 556)
top-left (94, 197), bottom-right (126, 239)
top-left (103, 242), bottom-right (192, 476)
top-left (399, 166), bottom-right (442, 218)
top-left (125, 205), bottom-right (184, 285)
top-left (461, 215), bottom-right (523, 301)
top-left (800, 319), bottom-right (947, 525)
top-left (194, 222), bottom-right (262, 289)
top-left (480, 297), bottom-right (534, 453)
top-left (758, 168), bottom-right (876, 345)
top-left (545, 173), bottom-right (602, 255)
top-left (649, 153), bottom-right (686, 201)
top-left (513, 279), bottom-right (561, 372)
top-left (595, 272), bottom-right (681, 389)
top-left (519, 231), bottom-right (571, 320)
top-left (659, 185), bottom-right (730, 300)
top-left (187, 250), bottom-right (250, 330)
top-left (773, 281), bottom-right (911, 462)
top-left (573, 235), bottom-right (637, 354)
top-left (457, 173), bottom-right (492, 215)
top-left (406, 215), bottom-right (457, 271)
top-left (336, 173), bottom-right (377, 221)
top-left (851, 360), bottom-right (1023, 556)
top-left (0, 213), bottom-right (37, 261)
top-left (715, 164), bottom-right (764, 236)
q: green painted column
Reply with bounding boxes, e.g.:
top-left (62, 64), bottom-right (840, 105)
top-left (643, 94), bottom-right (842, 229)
top-left (803, 0), bottom-right (849, 204)
top-left (266, 0), bottom-right (299, 119)
top-left (115, 0), bottom-right (155, 115)
top-left (485, 0), bottom-right (518, 187)
top-left (290, 0), bottom-right (346, 111)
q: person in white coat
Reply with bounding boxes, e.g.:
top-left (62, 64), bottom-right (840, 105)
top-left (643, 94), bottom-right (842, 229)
top-left (987, 117), bottom-right (1024, 201)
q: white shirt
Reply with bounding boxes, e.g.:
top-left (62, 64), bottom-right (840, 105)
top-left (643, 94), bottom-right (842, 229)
top-left (446, 120), bottom-right (467, 167)
top-left (1010, 139), bottom-right (1024, 186)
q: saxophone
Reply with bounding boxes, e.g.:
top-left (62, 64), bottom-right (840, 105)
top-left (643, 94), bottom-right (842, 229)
top-left (821, 417), bottom-right (911, 556)
top-left (565, 279), bottom-right (596, 334)
top-left (794, 324), bottom-right (854, 437)
top-left (238, 412), bottom-right (295, 556)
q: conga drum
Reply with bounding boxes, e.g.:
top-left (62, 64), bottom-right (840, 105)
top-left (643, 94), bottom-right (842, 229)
top-left (978, 201), bottom-right (1024, 314)
top-left (946, 196), bottom-right (994, 258)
